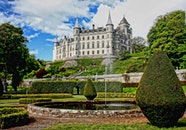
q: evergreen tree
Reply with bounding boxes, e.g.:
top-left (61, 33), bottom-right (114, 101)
top-left (136, 51), bottom-right (186, 127)
top-left (83, 78), bottom-right (97, 100)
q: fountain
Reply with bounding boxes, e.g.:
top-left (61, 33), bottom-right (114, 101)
top-left (27, 47), bottom-right (143, 118)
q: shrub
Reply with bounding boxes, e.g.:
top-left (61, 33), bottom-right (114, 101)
top-left (28, 81), bottom-right (123, 94)
top-left (36, 69), bottom-right (47, 78)
top-left (19, 98), bottom-right (51, 104)
top-left (11, 93), bottom-right (72, 99)
top-left (136, 51), bottom-right (186, 128)
top-left (0, 108), bottom-right (28, 129)
top-left (0, 79), bottom-right (3, 96)
top-left (83, 78), bottom-right (97, 100)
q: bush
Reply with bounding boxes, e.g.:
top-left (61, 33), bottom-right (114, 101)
top-left (36, 69), bottom-right (47, 78)
top-left (11, 93), bottom-right (72, 99)
top-left (0, 79), bottom-right (3, 96)
top-left (136, 51), bottom-right (186, 128)
top-left (19, 98), bottom-right (52, 104)
top-left (97, 93), bottom-right (135, 98)
top-left (83, 78), bottom-right (97, 100)
top-left (28, 81), bottom-right (76, 94)
top-left (28, 81), bottom-right (123, 94)
top-left (0, 107), bottom-right (28, 129)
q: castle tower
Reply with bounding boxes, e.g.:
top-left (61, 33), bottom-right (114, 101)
top-left (73, 16), bottom-right (81, 58)
top-left (106, 11), bottom-right (114, 56)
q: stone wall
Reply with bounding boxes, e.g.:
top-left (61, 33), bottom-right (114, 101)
top-left (22, 69), bottom-right (186, 86)
top-left (28, 104), bottom-right (144, 118)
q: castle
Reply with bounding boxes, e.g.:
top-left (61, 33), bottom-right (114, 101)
top-left (53, 12), bottom-right (132, 61)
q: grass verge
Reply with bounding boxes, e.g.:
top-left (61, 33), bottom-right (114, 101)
top-left (43, 118), bottom-right (186, 130)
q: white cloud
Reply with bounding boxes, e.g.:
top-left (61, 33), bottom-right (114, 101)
top-left (29, 49), bottom-right (38, 55)
top-left (92, 0), bottom-right (186, 38)
top-left (26, 33), bottom-right (39, 41)
top-left (1, 0), bottom-right (186, 39)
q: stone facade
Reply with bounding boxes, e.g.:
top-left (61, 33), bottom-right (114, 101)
top-left (53, 12), bottom-right (132, 61)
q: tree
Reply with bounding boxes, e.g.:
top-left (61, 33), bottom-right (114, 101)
top-left (0, 23), bottom-right (29, 91)
top-left (0, 79), bottom-right (3, 96)
top-left (131, 36), bottom-right (147, 53)
top-left (119, 50), bottom-right (131, 60)
top-left (83, 78), bottom-right (97, 100)
top-left (136, 51), bottom-right (186, 127)
top-left (147, 10), bottom-right (186, 68)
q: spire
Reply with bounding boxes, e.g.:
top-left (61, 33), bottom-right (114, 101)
top-left (106, 11), bottom-right (113, 25)
top-left (119, 15), bottom-right (129, 25)
top-left (74, 16), bottom-right (80, 28)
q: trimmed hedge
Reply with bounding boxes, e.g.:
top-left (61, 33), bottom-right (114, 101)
top-left (0, 108), bottom-right (28, 129)
top-left (19, 98), bottom-right (52, 104)
top-left (97, 93), bottom-right (135, 98)
top-left (11, 93), bottom-right (72, 99)
top-left (28, 81), bottom-right (123, 94)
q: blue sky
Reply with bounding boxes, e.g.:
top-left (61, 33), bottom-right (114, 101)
top-left (0, 0), bottom-right (185, 61)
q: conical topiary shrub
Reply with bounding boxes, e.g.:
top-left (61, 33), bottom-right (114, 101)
top-left (83, 78), bottom-right (97, 100)
top-left (136, 51), bottom-right (186, 128)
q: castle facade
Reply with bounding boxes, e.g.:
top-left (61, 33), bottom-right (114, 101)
top-left (53, 12), bottom-right (132, 61)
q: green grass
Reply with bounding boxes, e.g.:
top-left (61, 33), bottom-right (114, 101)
top-left (43, 118), bottom-right (186, 130)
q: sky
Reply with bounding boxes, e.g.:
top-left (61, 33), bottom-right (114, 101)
top-left (0, 0), bottom-right (186, 61)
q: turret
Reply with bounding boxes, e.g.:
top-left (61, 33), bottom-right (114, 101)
top-left (74, 16), bottom-right (81, 36)
top-left (118, 15), bottom-right (130, 34)
top-left (106, 11), bottom-right (114, 33)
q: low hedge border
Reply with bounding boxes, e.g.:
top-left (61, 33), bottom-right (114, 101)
top-left (0, 107), bottom-right (28, 129)
top-left (19, 98), bottom-right (52, 104)
top-left (11, 93), bottom-right (72, 99)
top-left (97, 93), bottom-right (135, 98)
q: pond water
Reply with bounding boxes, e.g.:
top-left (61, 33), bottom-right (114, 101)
top-left (35, 101), bottom-right (138, 110)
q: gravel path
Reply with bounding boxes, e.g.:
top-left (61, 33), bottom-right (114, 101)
top-left (4, 113), bottom-right (186, 130)
top-left (4, 114), bottom-right (149, 130)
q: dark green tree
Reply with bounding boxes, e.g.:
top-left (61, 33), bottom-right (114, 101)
top-left (131, 36), bottom-right (147, 53)
top-left (136, 51), bottom-right (186, 128)
top-left (119, 50), bottom-right (131, 60)
top-left (83, 78), bottom-right (97, 100)
top-left (0, 79), bottom-right (3, 96)
top-left (147, 10), bottom-right (186, 68)
top-left (0, 23), bottom-right (29, 91)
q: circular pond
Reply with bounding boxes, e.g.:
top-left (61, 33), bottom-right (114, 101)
top-left (28, 100), bottom-right (144, 118)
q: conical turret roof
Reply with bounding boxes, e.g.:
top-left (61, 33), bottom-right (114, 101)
top-left (106, 11), bottom-right (113, 25)
top-left (74, 16), bottom-right (80, 28)
top-left (119, 16), bottom-right (130, 25)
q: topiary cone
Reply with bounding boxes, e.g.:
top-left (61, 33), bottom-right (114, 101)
top-left (83, 78), bottom-right (97, 100)
top-left (136, 51), bottom-right (186, 128)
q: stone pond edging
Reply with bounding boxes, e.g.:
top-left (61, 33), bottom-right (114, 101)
top-left (27, 104), bottom-right (144, 118)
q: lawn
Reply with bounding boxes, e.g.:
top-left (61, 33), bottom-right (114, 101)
top-left (43, 119), bottom-right (186, 130)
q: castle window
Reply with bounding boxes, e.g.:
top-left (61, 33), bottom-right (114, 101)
top-left (82, 37), bottom-right (85, 40)
top-left (107, 34), bottom-right (109, 38)
top-left (87, 42), bottom-right (90, 49)
top-left (92, 36), bottom-right (94, 40)
top-left (97, 50), bottom-right (99, 54)
top-left (82, 43), bottom-right (85, 49)
top-left (92, 42), bottom-right (94, 48)
top-left (102, 50), bottom-right (104, 54)
top-left (87, 51), bottom-right (89, 55)
top-left (102, 41), bottom-right (104, 48)
top-left (92, 51), bottom-right (94, 55)
top-left (82, 51), bottom-right (84, 55)
top-left (102, 35), bottom-right (104, 39)
top-left (97, 41), bottom-right (99, 48)
top-left (97, 36), bottom-right (99, 39)
top-left (87, 37), bottom-right (89, 40)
